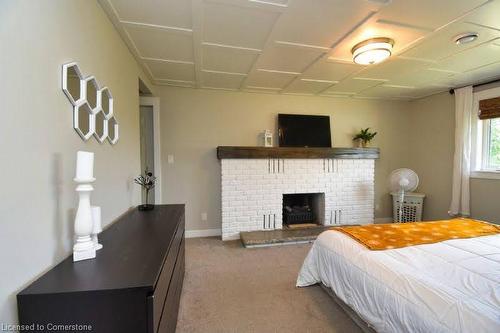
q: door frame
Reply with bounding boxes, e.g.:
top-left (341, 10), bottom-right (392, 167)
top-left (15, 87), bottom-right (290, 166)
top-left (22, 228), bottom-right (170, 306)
top-left (139, 96), bottom-right (162, 203)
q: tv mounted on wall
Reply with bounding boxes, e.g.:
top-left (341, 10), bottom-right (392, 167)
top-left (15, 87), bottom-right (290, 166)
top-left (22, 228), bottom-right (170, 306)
top-left (278, 114), bottom-right (331, 148)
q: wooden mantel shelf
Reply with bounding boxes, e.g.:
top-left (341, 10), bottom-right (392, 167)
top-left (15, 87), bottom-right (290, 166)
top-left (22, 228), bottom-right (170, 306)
top-left (217, 146), bottom-right (379, 159)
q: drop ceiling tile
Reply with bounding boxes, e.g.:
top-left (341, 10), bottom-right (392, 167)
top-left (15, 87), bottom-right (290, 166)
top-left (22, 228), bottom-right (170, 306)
top-left (255, 44), bottom-right (325, 73)
top-left (355, 57), bottom-right (433, 81)
top-left (207, 0), bottom-right (287, 9)
top-left (377, 0), bottom-right (487, 30)
top-left (328, 14), bottom-right (428, 63)
top-left (432, 41), bottom-right (500, 72)
top-left (403, 86), bottom-right (449, 99)
top-left (269, 0), bottom-right (380, 47)
top-left (156, 79), bottom-right (195, 88)
top-left (319, 93), bottom-right (354, 98)
top-left (201, 71), bottom-right (245, 89)
top-left (323, 78), bottom-right (385, 94)
top-left (402, 22), bottom-right (500, 61)
top-left (302, 60), bottom-right (362, 81)
top-left (388, 68), bottom-right (455, 87)
top-left (243, 86), bottom-right (282, 94)
top-left (283, 79), bottom-right (334, 94)
top-left (110, 0), bottom-right (192, 28)
top-left (465, 0), bottom-right (500, 31)
top-left (359, 84), bottom-right (416, 98)
top-left (257, 0), bottom-right (289, 5)
top-left (438, 61), bottom-right (500, 87)
top-left (145, 60), bottom-right (195, 81)
top-left (203, 2), bottom-right (279, 49)
top-left (124, 24), bottom-right (193, 61)
top-left (202, 44), bottom-right (259, 74)
top-left (245, 70), bottom-right (296, 89)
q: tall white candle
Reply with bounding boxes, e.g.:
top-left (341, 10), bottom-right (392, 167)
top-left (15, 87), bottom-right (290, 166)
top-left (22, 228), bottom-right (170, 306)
top-left (75, 151), bottom-right (94, 180)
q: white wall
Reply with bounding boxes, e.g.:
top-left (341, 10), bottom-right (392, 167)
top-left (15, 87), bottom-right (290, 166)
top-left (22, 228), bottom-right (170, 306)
top-left (157, 87), bottom-right (412, 232)
top-left (0, 0), bottom-right (153, 324)
top-left (407, 93), bottom-right (455, 220)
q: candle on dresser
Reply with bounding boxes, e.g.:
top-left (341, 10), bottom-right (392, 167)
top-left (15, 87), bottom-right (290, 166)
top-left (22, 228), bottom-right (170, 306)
top-left (75, 151), bottom-right (94, 181)
top-left (91, 206), bottom-right (103, 250)
top-left (73, 151), bottom-right (96, 262)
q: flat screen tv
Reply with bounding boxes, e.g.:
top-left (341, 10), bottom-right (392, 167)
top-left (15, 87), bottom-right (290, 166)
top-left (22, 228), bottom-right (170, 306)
top-left (278, 114), bottom-right (331, 148)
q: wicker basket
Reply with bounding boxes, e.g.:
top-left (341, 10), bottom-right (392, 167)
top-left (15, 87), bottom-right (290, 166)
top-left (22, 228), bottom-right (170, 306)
top-left (391, 192), bottom-right (425, 223)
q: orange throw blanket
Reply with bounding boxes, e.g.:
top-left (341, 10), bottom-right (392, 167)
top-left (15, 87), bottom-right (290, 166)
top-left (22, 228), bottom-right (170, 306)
top-left (333, 218), bottom-right (500, 250)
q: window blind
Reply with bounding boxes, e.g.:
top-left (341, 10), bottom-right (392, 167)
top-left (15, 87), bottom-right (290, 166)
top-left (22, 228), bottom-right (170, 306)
top-left (479, 96), bottom-right (500, 120)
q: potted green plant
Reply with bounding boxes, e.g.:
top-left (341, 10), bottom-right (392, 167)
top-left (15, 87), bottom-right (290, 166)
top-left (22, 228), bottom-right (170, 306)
top-left (353, 128), bottom-right (377, 148)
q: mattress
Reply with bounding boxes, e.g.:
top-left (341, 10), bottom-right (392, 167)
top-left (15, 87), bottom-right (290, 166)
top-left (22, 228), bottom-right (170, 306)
top-left (297, 230), bottom-right (500, 333)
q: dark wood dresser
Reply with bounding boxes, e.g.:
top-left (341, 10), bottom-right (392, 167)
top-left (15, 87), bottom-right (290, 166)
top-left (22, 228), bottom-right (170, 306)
top-left (17, 204), bottom-right (185, 333)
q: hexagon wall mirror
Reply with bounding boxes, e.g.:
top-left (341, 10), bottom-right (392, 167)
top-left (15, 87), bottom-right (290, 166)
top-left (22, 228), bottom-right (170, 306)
top-left (62, 63), bottom-right (84, 105)
top-left (107, 116), bottom-right (119, 145)
top-left (94, 110), bottom-right (108, 143)
top-left (74, 103), bottom-right (95, 141)
top-left (84, 76), bottom-right (99, 114)
top-left (98, 87), bottom-right (113, 119)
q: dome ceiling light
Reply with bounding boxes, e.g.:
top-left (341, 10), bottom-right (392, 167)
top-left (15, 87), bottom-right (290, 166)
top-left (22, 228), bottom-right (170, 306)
top-left (351, 37), bottom-right (394, 65)
top-left (454, 32), bottom-right (478, 45)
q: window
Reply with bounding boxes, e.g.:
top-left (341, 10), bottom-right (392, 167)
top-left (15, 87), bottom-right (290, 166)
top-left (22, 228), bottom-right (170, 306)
top-left (481, 117), bottom-right (500, 171)
top-left (471, 87), bottom-right (500, 179)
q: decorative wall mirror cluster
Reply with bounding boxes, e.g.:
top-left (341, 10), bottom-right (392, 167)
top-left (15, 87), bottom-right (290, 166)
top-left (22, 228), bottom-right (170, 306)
top-left (62, 62), bottom-right (119, 144)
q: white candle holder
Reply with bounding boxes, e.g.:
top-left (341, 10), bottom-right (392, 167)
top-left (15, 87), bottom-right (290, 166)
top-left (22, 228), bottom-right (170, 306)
top-left (73, 151), bottom-right (97, 262)
top-left (91, 206), bottom-right (103, 250)
top-left (264, 130), bottom-right (273, 147)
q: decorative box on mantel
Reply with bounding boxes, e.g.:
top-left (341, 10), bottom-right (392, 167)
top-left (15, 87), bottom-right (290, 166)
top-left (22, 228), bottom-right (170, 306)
top-left (217, 147), bottom-right (380, 240)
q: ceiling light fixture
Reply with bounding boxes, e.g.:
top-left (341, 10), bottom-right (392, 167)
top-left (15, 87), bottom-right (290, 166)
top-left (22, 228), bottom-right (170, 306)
top-left (454, 32), bottom-right (479, 45)
top-left (351, 37), bottom-right (394, 65)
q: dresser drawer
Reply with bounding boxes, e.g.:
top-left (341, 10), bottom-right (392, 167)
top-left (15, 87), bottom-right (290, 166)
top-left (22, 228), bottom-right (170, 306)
top-left (157, 239), bottom-right (185, 333)
top-left (151, 216), bottom-right (185, 332)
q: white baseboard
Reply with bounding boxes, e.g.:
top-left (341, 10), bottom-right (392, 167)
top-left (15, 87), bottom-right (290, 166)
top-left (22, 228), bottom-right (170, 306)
top-left (186, 219), bottom-right (393, 238)
top-left (185, 228), bottom-right (222, 238)
top-left (374, 217), bottom-right (393, 224)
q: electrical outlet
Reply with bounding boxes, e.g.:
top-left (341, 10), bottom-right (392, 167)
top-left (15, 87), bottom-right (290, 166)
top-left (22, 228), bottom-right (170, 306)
top-left (375, 204), bottom-right (380, 211)
top-left (167, 154), bottom-right (174, 164)
top-left (201, 213), bottom-right (207, 221)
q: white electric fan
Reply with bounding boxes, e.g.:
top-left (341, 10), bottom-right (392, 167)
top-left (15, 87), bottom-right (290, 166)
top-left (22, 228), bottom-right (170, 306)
top-left (389, 168), bottom-right (419, 222)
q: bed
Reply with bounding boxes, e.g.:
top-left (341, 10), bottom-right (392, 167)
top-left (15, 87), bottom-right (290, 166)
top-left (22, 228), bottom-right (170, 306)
top-left (297, 227), bottom-right (500, 333)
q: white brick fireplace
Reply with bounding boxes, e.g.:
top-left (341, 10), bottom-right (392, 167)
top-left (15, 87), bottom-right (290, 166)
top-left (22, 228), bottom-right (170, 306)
top-left (220, 156), bottom-right (376, 240)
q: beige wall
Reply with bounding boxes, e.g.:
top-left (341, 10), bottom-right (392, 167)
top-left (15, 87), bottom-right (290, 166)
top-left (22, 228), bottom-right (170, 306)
top-left (409, 92), bottom-right (500, 224)
top-left (470, 178), bottom-right (500, 224)
top-left (158, 87), bottom-right (412, 232)
top-left (0, 0), bottom-right (153, 324)
top-left (407, 93), bottom-right (456, 220)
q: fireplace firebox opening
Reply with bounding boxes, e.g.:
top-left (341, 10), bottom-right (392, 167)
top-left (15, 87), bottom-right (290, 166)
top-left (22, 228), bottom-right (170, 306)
top-left (282, 193), bottom-right (325, 227)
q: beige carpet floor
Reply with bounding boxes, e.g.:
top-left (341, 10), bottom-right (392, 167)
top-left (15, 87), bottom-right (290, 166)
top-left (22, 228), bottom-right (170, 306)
top-left (176, 237), bottom-right (363, 333)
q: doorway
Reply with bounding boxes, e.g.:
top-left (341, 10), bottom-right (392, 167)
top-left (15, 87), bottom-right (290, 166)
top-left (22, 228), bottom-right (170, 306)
top-left (140, 105), bottom-right (155, 203)
top-left (139, 96), bottom-right (162, 204)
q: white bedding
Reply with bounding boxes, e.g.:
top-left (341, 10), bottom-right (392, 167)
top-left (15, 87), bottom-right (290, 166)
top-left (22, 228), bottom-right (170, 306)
top-left (297, 230), bottom-right (500, 333)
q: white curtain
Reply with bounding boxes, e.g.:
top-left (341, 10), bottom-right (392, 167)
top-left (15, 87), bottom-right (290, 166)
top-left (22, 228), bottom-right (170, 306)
top-left (449, 86), bottom-right (473, 216)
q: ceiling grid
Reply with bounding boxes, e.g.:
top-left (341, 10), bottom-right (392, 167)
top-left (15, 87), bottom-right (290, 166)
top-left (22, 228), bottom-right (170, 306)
top-left (99, 0), bottom-right (500, 100)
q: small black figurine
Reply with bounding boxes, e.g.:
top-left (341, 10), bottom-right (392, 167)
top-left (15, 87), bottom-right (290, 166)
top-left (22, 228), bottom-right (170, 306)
top-left (134, 169), bottom-right (157, 211)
